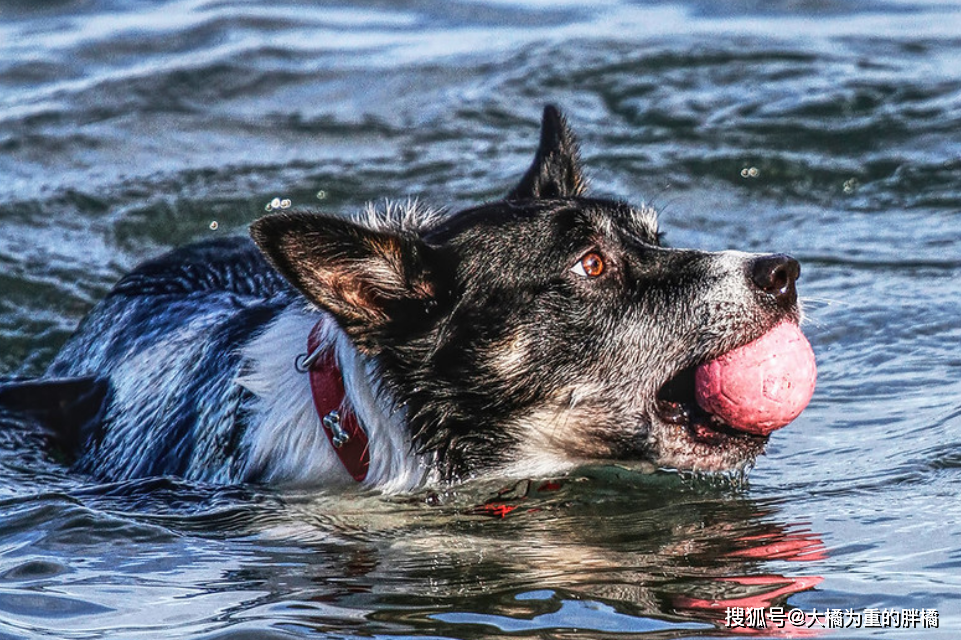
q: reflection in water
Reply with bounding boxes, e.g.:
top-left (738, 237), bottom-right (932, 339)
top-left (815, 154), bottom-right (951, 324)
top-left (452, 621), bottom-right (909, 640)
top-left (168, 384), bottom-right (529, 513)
top-left (255, 469), bottom-right (827, 637)
top-left (0, 407), bottom-right (825, 637)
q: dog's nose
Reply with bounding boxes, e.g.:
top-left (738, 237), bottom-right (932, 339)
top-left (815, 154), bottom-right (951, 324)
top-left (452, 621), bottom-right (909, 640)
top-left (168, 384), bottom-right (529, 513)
top-left (749, 254), bottom-right (800, 302)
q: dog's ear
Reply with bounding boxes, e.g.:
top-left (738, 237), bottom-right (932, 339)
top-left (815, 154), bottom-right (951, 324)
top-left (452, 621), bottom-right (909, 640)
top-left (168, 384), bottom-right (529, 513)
top-left (508, 105), bottom-right (587, 201)
top-left (251, 213), bottom-right (448, 350)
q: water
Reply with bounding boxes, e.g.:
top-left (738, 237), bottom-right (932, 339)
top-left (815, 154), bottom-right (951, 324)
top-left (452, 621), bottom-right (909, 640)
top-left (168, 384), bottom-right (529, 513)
top-left (1, 0), bottom-right (960, 637)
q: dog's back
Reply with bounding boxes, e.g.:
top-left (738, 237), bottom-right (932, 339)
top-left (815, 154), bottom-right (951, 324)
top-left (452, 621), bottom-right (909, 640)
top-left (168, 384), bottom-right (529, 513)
top-left (47, 237), bottom-right (295, 482)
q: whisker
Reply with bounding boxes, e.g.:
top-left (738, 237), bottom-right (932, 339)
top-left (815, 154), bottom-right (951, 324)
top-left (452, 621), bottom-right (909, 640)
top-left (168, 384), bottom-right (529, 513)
top-left (799, 296), bottom-right (854, 309)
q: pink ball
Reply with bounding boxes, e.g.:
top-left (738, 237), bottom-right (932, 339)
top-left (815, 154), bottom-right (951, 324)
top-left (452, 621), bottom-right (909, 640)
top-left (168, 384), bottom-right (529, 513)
top-left (694, 322), bottom-right (816, 435)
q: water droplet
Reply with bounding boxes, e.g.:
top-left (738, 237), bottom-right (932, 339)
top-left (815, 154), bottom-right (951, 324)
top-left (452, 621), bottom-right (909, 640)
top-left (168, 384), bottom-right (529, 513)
top-left (316, 190), bottom-right (327, 200)
top-left (265, 196), bottom-right (291, 212)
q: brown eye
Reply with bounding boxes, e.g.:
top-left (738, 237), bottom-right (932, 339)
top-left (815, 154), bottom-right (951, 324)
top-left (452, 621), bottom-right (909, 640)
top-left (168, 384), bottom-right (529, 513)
top-left (572, 252), bottom-right (605, 278)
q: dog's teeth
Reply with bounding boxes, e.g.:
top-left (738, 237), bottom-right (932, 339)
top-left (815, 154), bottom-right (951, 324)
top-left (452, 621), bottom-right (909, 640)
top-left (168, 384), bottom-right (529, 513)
top-left (657, 400), bottom-right (689, 424)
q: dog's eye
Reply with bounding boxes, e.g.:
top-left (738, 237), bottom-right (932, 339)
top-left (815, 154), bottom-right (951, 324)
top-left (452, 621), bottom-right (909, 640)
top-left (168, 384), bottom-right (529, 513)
top-left (571, 252), bottom-right (605, 278)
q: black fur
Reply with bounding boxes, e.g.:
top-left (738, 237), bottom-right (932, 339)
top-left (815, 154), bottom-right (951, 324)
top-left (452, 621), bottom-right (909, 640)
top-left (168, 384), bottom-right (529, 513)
top-left (45, 237), bottom-right (294, 480)
top-left (508, 105), bottom-right (586, 200)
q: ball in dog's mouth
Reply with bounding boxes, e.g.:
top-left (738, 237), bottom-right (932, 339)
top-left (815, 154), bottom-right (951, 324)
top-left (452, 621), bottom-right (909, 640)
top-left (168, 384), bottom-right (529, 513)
top-left (694, 322), bottom-right (816, 436)
top-left (655, 322), bottom-right (816, 443)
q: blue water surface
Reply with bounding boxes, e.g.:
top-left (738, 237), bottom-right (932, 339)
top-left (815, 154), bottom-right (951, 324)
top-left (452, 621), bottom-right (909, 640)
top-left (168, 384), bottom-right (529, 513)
top-left (1, 1), bottom-right (960, 638)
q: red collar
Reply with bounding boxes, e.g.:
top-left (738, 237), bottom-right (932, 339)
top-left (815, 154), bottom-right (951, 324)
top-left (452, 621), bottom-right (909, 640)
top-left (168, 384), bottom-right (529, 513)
top-left (304, 322), bottom-right (370, 482)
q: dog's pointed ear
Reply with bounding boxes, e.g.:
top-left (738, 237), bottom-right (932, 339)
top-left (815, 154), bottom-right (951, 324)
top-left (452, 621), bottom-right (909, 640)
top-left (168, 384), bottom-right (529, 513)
top-left (251, 213), bottom-right (448, 350)
top-left (508, 105), bottom-right (587, 201)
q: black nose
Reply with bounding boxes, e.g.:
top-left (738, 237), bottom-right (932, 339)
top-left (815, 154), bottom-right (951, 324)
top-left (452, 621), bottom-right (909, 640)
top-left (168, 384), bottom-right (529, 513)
top-left (749, 253), bottom-right (800, 302)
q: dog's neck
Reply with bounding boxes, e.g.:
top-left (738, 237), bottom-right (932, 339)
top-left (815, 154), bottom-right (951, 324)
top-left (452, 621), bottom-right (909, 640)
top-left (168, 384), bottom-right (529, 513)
top-left (235, 307), bottom-right (428, 492)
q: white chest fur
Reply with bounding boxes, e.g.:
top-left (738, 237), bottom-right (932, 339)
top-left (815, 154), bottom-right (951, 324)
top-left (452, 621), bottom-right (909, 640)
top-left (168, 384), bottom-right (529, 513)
top-left (235, 307), bottom-right (428, 492)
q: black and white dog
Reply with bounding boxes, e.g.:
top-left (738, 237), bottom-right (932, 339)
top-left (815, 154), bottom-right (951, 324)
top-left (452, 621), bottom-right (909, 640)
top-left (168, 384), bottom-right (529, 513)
top-left (3, 107), bottom-right (804, 492)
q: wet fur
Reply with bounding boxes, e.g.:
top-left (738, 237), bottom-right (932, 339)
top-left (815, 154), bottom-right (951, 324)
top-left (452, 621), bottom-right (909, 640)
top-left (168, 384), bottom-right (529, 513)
top-left (39, 106), bottom-right (801, 490)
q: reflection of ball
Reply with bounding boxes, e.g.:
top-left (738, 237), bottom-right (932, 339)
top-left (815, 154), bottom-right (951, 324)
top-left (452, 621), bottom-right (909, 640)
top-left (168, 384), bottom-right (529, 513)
top-left (694, 322), bottom-right (817, 435)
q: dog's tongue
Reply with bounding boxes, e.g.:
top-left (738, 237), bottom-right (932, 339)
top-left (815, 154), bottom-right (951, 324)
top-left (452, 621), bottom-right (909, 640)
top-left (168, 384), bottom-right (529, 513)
top-left (694, 322), bottom-right (816, 436)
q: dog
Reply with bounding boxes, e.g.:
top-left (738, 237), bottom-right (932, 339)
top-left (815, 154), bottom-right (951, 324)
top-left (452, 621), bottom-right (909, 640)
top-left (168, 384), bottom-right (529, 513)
top-left (1, 106), bottom-right (805, 492)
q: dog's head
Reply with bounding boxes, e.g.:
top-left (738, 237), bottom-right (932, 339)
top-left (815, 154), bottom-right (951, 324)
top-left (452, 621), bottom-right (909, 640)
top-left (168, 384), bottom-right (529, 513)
top-left (252, 106), bottom-right (807, 482)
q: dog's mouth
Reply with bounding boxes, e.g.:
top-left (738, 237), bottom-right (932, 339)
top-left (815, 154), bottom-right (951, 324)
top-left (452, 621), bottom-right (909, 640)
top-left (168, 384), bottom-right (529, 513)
top-left (642, 364), bottom-right (771, 474)
top-left (646, 321), bottom-right (817, 471)
top-left (655, 367), bottom-right (758, 445)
